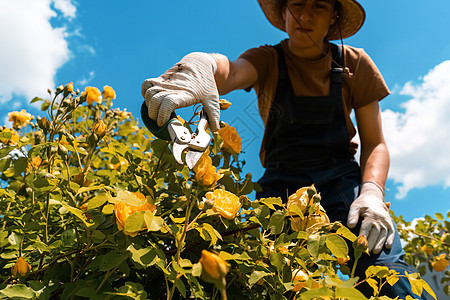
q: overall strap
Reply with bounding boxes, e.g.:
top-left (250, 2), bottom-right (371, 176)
top-left (273, 43), bottom-right (289, 83)
top-left (330, 43), bottom-right (343, 98)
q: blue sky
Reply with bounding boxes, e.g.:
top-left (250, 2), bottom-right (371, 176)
top-left (1, 0), bottom-right (450, 221)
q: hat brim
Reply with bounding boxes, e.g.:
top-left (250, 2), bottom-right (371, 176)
top-left (258, 0), bottom-right (366, 40)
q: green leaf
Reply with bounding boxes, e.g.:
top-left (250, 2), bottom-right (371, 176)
top-left (77, 185), bottom-right (106, 195)
top-left (128, 245), bottom-right (158, 268)
top-left (270, 251), bottom-right (284, 272)
top-left (192, 263), bottom-right (202, 277)
top-left (219, 251), bottom-right (252, 261)
top-left (31, 96), bottom-right (43, 103)
top-left (325, 234), bottom-right (348, 258)
top-left (249, 270), bottom-right (270, 286)
top-left (212, 132), bottom-right (223, 155)
top-left (75, 287), bottom-right (98, 298)
top-left (102, 204), bottom-right (114, 214)
top-left (365, 265), bottom-right (390, 278)
top-left (299, 286), bottom-right (333, 299)
top-left (0, 284), bottom-right (36, 299)
top-left (180, 165), bottom-right (190, 180)
top-left (143, 212), bottom-right (164, 232)
top-left (202, 223), bottom-right (222, 246)
top-left (0, 158), bottom-right (11, 172)
top-left (335, 287), bottom-right (368, 300)
top-left (99, 251), bottom-right (128, 272)
top-left (124, 211), bottom-right (145, 233)
top-left (88, 193), bottom-right (111, 209)
top-left (59, 202), bottom-right (94, 227)
top-left (0, 147), bottom-right (15, 160)
top-left (337, 226), bottom-right (358, 242)
top-left (268, 210), bottom-right (286, 235)
top-left (307, 234), bottom-right (321, 257)
top-left (435, 213), bottom-right (444, 220)
top-left (14, 157), bottom-right (28, 173)
top-left (260, 197), bottom-right (283, 210)
top-left (114, 190), bottom-right (145, 206)
top-left (175, 279), bottom-right (187, 298)
top-left (238, 173), bottom-right (254, 195)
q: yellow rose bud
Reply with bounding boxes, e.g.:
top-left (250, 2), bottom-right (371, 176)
top-left (12, 256), bottom-right (31, 277)
top-left (92, 120), bottom-right (107, 138)
top-left (8, 109), bottom-right (32, 128)
top-left (81, 86), bottom-right (102, 105)
top-left (219, 99), bottom-right (232, 110)
top-left (354, 235), bottom-right (369, 253)
top-left (114, 192), bottom-right (156, 236)
top-left (292, 269), bottom-right (309, 292)
top-left (432, 254), bottom-right (449, 272)
top-left (31, 156), bottom-right (43, 168)
top-left (218, 125), bottom-right (242, 154)
top-left (102, 85), bottom-right (116, 99)
top-left (336, 256), bottom-right (350, 265)
top-left (199, 250), bottom-right (229, 281)
top-left (65, 82), bottom-right (74, 93)
top-left (204, 189), bottom-right (241, 220)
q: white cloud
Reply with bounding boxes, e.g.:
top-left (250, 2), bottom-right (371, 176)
top-left (382, 60), bottom-right (450, 199)
top-left (53, 0), bottom-right (76, 18)
top-left (0, 0), bottom-right (76, 103)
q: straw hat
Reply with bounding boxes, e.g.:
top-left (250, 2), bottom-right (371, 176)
top-left (257, 0), bottom-right (366, 40)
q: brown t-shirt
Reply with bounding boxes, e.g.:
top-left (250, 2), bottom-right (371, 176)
top-left (239, 39), bottom-right (390, 165)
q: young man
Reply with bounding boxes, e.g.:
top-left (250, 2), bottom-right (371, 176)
top-left (142, 0), bottom-right (430, 298)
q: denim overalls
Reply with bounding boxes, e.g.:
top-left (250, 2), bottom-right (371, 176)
top-left (256, 43), bottom-right (431, 299)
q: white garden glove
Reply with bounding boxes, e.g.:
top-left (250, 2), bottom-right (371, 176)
top-left (347, 181), bottom-right (395, 254)
top-left (141, 52), bottom-right (220, 132)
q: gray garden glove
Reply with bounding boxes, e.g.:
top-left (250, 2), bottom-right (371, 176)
top-left (347, 181), bottom-right (395, 254)
top-left (141, 52), bottom-right (220, 132)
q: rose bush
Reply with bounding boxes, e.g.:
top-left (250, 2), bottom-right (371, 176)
top-left (0, 83), bottom-right (442, 299)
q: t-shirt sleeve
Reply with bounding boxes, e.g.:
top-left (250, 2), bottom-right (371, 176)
top-left (348, 47), bottom-right (390, 108)
top-left (238, 45), bottom-right (277, 91)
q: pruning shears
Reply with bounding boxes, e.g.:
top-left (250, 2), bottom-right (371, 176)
top-left (140, 102), bottom-right (211, 169)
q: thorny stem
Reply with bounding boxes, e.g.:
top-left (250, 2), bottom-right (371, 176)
top-left (96, 267), bottom-right (117, 293)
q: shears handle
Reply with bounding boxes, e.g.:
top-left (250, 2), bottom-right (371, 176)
top-left (141, 101), bottom-right (185, 141)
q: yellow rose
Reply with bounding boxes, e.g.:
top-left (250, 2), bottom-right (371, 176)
top-left (12, 256), bottom-right (31, 278)
top-left (8, 109), bottom-right (32, 128)
top-left (81, 86), bottom-right (102, 105)
top-left (432, 254), bottom-right (449, 272)
top-left (196, 164), bottom-right (223, 188)
top-left (193, 149), bottom-right (223, 188)
top-left (92, 120), bottom-right (107, 138)
top-left (218, 125), bottom-right (242, 154)
top-left (102, 85), bottom-right (116, 99)
top-left (114, 192), bottom-right (156, 236)
top-left (205, 189), bottom-right (241, 220)
top-left (219, 99), bottom-right (232, 110)
top-left (193, 149), bottom-right (212, 173)
top-left (199, 250), bottom-right (229, 281)
top-left (287, 187), bottom-right (311, 215)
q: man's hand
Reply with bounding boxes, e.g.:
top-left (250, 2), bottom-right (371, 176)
top-left (347, 181), bottom-right (395, 254)
top-left (141, 52), bottom-right (220, 131)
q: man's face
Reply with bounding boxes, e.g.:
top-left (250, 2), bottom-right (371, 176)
top-left (283, 0), bottom-right (338, 52)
